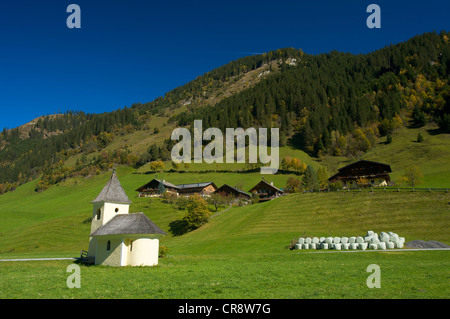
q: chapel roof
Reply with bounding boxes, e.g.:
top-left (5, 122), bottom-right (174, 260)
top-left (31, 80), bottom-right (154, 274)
top-left (91, 169), bottom-right (132, 204)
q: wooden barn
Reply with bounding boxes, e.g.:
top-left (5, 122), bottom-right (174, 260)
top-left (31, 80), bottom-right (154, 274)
top-left (135, 179), bottom-right (180, 197)
top-left (328, 160), bottom-right (392, 188)
top-left (249, 180), bottom-right (284, 202)
top-left (214, 184), bottom-right (252, 201)
top-left (176, 182), bottom-right (218, 196)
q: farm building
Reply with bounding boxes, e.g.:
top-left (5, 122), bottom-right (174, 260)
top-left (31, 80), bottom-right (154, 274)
top-left (135, 179), bottom-right (180, 197)
top-left (176, 182), bottom-right (218, 196)
top-left (214, 184), bottom-right (252, 202)
top-left (249, 179), bottom-right (284, 202)
top-left (328, 160), bottom-right (392, 188)
top-left (87, 170), bottom-right (166, 267)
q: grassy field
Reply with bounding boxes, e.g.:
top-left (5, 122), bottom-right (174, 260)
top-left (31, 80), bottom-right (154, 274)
top-left (0, 167), bottom-right (449, 298)
top-left (0, 124), bottom-right (449, 299)
top-left (1, 250), bottom-right (449, 299)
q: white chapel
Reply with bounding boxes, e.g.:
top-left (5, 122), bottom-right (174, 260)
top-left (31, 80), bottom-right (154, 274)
top-left (86, 169), bottom-right (166, 266)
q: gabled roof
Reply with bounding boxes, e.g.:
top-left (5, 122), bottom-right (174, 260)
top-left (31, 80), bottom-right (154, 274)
top-left (336, 160), bottom-right (392, 173)
top-left (328, 160), bottom-right (392, 181)
top-left (91, 170), bottom-right (132, 204)
top-left (135, 179), bottom-right (180, 192)
top-left (214, 184), bottom-right (251, 198)
top-left (176, 181), bottom-right (217, 190)
top-left (249, 180), bottom-right (283, 193)
top-left (90, 213), bottom-right (166, 237)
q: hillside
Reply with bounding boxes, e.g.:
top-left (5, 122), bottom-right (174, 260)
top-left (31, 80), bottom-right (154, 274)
top-left (1, 117), bottom-right (450, 256)
top-left (0, 31), bottom-right (449, 196)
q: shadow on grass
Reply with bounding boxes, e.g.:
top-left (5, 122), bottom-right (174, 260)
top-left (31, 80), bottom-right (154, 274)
top-left (169, 220), bottom-right (189, 236)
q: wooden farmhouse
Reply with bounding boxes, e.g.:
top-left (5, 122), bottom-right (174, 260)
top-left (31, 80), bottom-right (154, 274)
top-left (176, 182), bottom-right (218, 196)
top-left (135, 179), bottom-right (180, 197)
top-left (214, 184), bottom-right (252, 202)
top-left (87, 170), bottom-right (166, 267)
top-left (328, 160), bottom-right (392, 188)
top-left (249, 180), bottom-right (284, 202)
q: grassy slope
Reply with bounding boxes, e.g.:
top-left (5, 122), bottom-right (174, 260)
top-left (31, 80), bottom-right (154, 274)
top-left (0, 124), bottom-right (449, 299)
top-left (318, 123), bottom-right (450, 187)
top-left (0, 123), bottom-right (449, 257)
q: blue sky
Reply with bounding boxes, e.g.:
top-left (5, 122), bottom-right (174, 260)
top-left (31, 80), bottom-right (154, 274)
top-left (0, 0), bottom-right (449, 129)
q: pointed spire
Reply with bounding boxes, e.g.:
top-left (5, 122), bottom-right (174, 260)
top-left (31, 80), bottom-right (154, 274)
top-left (91, 170), bottom-right (132, 204)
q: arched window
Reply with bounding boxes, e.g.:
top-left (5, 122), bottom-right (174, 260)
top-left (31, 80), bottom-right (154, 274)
top-left (96, 208), bottom-right (101, 220)
top-left (106, 240), bottom-right (111, 251)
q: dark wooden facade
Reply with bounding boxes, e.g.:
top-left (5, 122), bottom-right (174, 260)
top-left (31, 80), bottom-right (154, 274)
top-left (328, 160), bottom-right (392, 188)
top-left (176, 182), bottom-right (218, 196)
top-left (249, 180), bottom-right (284, 202)
top-left (135, 179), bottom-right (179, 197)
top-left (214, 184), bottom-right (251, 201)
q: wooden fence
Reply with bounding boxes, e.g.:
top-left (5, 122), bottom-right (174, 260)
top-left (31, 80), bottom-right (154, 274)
top-left (305, 187), bottom-right (449, 193)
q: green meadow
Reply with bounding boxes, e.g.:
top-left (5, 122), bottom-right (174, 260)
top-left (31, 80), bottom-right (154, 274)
top-left (0, 124), bottom-right (449, 299)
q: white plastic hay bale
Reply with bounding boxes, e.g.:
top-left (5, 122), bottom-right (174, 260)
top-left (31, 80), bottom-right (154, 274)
top-left (367, 230), bottom-right (374, 236)
top-left (333, 237), bottom-right (341, 244)
top-left (359, 243), bottom-right (368, 250)
top-left (380, 231), bottom-right (387, 237)
top-left (387, 242), bottom-right (395, 249)
top-left (399, 237), bottom-right (405, 243)
top-left (298, 238), bottom-right (305, 244)
top-left (389, 234), bottom-right (399, 242)
top-left (350, 243), bottom-right (359, 250)
top-left (373, 233), bottom-right (379, 239)
top-left (378, 242), bottom-right (387, 250)
top-left (303, 243), bottom-right (310, 250)
top-left (325, 237), bottom-right (333, 244)
top-left (369, 243), bottom-right (378, 250)
top-left (319, 237), bottom-right (326, 243)
top-left (380, 234), bottom-right (390, 243)
top-left (341, 237), bottom-right (349, 244)
top-left (312, 237), bottom-right (320, 244)
top-left (364, 235), bottom-right (373, 242)
top-left (342, 243), bottom-right (350, 250)
top-left (305, 237), bottom-right (312, 244)
top-left (348, 237), bottom-right (356, 244)
top-left (370, 238), bottom-right (380, 245)
top-left (310, 243), bottom-right (317, 250)
top-left (334, 243), bottom-right (342, 250)
top-left (388, 231), bottom-right (394, 236)
top-left (321, 243), bottom-right (329, 250)
top-left (394, 240), bottom-right (404, 249)
top-left (356, 237), bottom-right (364, 244)
top-left (294, 243), bottom-right (302, 250)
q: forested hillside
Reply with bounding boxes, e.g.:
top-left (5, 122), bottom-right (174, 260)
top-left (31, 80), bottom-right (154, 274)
top-left (174, 31), bottom-right (450, 156)
top-left (0, 31), bottom-right (448, 194)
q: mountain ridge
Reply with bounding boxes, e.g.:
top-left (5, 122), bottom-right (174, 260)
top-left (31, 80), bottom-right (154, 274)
top-left (0, 31), bottom-right (449, 193)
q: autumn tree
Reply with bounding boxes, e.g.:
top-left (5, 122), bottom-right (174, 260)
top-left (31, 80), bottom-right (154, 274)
top-left (286, 177), bottom-right (301, 193)
top-left (399, 165), bottom-right (423, 187)
top-left (183, 195), bottom-right (212, 231)
top-left (317, 166), bottom-right (329, 189)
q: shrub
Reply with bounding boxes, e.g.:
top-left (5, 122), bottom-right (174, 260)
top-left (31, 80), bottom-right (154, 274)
top-left (182, 195), bottom-right (211, 231)
top-left (159, 246), bottom-right (169, 258)
top-left (417, 132), bottom-right (424, 143)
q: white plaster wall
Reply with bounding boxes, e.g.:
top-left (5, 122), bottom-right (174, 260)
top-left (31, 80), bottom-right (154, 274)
top-left (95, 238), bottom-right (123, 266)
top-left (127, 238), bottom-right (160, 266)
